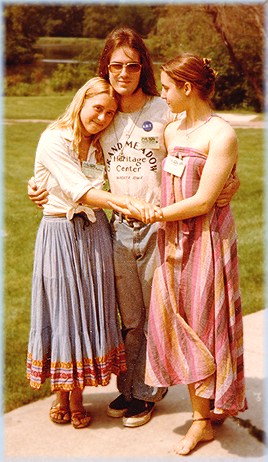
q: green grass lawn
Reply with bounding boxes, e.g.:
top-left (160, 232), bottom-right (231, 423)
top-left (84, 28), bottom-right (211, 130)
top-left (4, 95), bottom-right (74, 120)
top-left (232, 129), bottom-right (264, 314)
top-left (4, 97), bottom-right (264, 412)
top-left (4, 122), bottom-right (51, 412)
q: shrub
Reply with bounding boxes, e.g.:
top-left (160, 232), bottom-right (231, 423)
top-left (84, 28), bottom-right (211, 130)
top-left (48, 63), bottom-right (96, 93)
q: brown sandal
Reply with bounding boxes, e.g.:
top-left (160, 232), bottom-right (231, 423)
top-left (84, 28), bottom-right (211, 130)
top-left (71, 409), bottom-right (91, 429)
top-left (49, 402), bottom-right (71, 424)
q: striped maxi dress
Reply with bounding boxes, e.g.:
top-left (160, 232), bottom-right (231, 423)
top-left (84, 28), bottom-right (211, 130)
top-left (145, 147), bottom-right (247, 415)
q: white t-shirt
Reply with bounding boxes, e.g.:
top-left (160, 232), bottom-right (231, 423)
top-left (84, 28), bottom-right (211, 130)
top-left (100, 96), bottom-right (173, 206)
top-left (35, 127), bottom-right (105, 221)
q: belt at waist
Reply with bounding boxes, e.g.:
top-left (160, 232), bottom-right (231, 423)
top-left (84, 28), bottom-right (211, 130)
top-left (44, 213), bottom-right (66, 217)
top-left (113, 211), bottom-right (145, 228)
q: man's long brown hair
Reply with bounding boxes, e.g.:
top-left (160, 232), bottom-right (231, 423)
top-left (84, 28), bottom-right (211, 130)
top-left (98, 27), bottom-right (159, 97)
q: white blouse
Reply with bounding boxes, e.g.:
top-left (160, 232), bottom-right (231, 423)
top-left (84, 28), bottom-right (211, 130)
top-left (34, 127), bottom-right (105, 222)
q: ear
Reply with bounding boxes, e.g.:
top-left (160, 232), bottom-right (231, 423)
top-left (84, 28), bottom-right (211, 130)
top-left (183, 81), bottom-right (192, 96)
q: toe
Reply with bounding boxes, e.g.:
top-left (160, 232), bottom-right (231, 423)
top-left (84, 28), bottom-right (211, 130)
top-left (174, 421), bottom-right (214, 455)
top-left (175, 438), bottom-right (193, 455)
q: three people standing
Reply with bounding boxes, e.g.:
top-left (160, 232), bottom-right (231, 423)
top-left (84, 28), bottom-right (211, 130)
top-left (27, 27), bottom-right (244, 447)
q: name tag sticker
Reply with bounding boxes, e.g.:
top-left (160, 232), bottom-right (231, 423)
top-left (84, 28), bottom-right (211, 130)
top-left (164, 155), bottom-right (185, 177)
top-left (140, 136), bottom-right (159, 149)
top-left (82, 162), bottom-right (105, 181)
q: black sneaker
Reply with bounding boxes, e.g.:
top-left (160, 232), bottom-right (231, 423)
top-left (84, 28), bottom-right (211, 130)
top-left (123, 398), bottom-right (155, 427)
top-left (107, 394), bottom-right (131, 418)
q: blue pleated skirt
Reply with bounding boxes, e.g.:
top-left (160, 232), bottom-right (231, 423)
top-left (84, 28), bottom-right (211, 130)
top-left (27, 210), bottom-right (126, 391)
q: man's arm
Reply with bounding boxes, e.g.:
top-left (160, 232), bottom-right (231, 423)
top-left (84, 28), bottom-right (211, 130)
top-left (216, 171), bottom-right (240, 207)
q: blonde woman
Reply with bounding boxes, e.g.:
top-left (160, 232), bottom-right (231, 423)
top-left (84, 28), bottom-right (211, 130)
top-left (26, 77), bottom-right (159, 429)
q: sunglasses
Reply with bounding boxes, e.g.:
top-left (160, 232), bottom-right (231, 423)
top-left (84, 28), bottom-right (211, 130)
top-left (108, 62), bottom-right (142, 74)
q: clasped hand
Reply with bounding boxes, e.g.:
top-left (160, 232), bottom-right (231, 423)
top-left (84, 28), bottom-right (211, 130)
top-left (109, 197), bottom-right (163, 224)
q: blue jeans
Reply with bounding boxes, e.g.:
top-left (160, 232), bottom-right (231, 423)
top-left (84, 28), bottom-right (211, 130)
top-left (110, 213), bottom-right (167, 402)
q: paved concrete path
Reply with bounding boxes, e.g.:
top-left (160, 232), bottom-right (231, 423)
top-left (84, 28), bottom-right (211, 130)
top-left (220, 113), bottom-right (265, 128)
top-left (4, 309), bottom-right (266, 461)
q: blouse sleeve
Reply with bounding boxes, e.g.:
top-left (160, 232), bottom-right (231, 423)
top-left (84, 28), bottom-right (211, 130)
top-left (35, 129), bottom-right (94, 203)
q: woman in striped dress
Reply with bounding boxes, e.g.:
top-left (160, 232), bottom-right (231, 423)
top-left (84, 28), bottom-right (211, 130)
top-left (144, 54), bottom-right (247, 454)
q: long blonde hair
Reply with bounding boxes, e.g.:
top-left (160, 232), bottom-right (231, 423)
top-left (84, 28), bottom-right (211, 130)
top-left (49, 77), bottom-right (119, 163)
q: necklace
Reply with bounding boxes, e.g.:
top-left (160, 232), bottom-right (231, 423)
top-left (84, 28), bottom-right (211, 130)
top-left (185, 114), bottom-right (215, 139)
top-left (113, 101), bottom-right (147, 155)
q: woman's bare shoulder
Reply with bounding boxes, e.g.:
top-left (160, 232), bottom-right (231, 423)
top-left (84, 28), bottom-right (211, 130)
top-left (211, 114), bottom-right (237, 139)
top-left (165, 118), bottom-right (183, 134)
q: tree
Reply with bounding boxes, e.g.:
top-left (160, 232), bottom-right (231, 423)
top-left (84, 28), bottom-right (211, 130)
top-left (116, 5), bottom-right (158, 37)
top-left (204, 4), bottom-right (264, 111)
top-left (40, 5), bottom-right (85, 37)
top-left (83, 5), bottom-right (119, 39)
top-left (4, 5), bottom-right (45, 65)
top-left (151, 4), bottom-right (264, 111)
top-left (83, 4), bottom-right (158, 39)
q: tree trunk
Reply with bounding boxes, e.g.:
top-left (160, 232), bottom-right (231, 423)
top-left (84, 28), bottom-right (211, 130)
top-left (205, 5), bottom-right (264, 110)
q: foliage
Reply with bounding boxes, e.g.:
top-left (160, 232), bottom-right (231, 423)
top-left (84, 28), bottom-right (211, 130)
top-left (83, 4), bottom-right (158, 38)
top-left (148, 5), bottom-right (220, 59)
top-left (5, 63), bottom-right (49, 96)
top-left (4, 95), bottom-right (264, 411)
top-left (41, 5), bottom-right (85, 37)
top-left (5, 63), bottom-right (98, 97)
top-left (4, 5), bottom-right (45, 64)
top-left (83, 5), bottom-right (119, 39)
top-left (204, 4), bottom-right (264, 111)
top-left (151, 4), bottom-right (264, 111)
top-left (4, 2), bottom-right (158, 64)
top-left (48, 63), bottom-right (96, 93)
top-left (4, 4), bottom-right (264, 110)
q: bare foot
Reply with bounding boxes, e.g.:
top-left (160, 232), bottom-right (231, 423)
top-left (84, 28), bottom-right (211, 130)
top-left (174, 419), bottom-right (214, 456)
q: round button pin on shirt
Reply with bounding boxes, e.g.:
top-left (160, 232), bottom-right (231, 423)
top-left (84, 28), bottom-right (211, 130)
top-left (142, 121), bottom-right (153, 132)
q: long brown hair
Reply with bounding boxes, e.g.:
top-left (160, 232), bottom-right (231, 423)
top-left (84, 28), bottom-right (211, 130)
top-left (98, 27), bottom-right (158, 97)
top-left (161, 53), bottom-right (217, 101)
